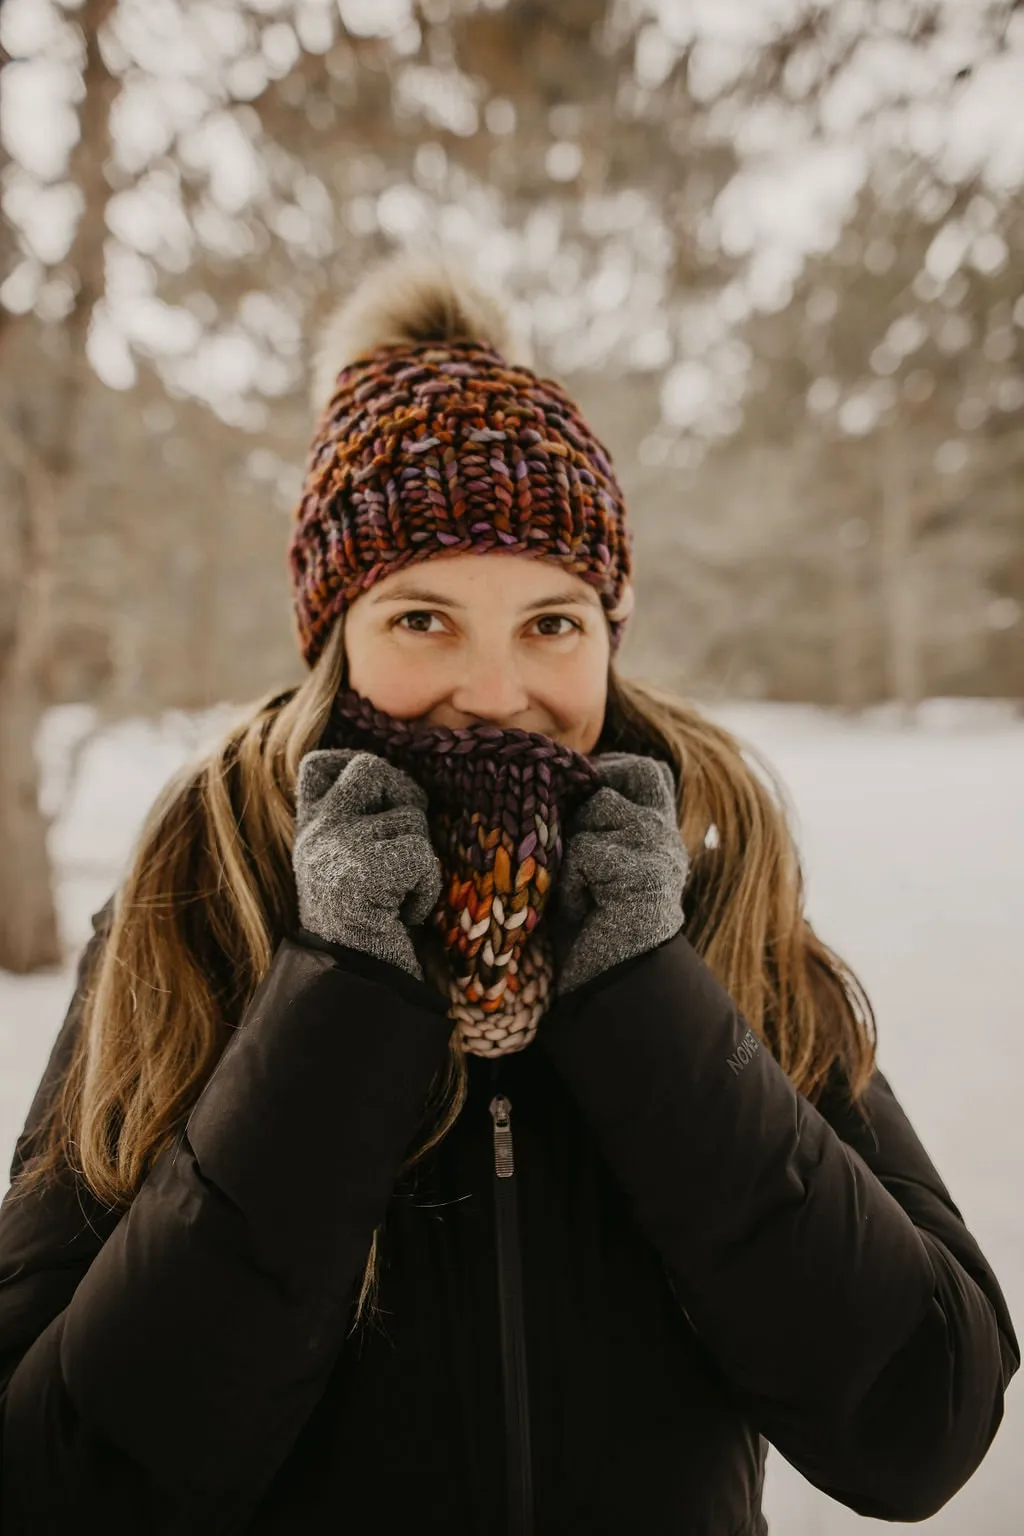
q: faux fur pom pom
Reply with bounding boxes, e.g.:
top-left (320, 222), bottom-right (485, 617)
top-left (309, 247), bottom-right (534, 413)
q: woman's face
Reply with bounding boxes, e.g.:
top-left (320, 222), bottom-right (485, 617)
top-left (343, 551), bottom-right (611, 752)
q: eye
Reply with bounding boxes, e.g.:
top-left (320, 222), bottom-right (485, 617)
top-left (394, 610), bottom-right (446, 633)
top-left (534, 614), bottom-right (582, 637)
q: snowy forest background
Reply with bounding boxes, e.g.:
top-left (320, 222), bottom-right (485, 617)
top-left (0, 2), bottom-right (1022, 1531)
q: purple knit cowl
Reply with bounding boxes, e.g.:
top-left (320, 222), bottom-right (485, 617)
top-left (320, 688), bottom-right (602, 1055)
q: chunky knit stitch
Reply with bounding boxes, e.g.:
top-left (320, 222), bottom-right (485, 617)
top-left (322, 687), bottom-right (601, 1055)
top-left (289, 339), bottom-right (634, 669)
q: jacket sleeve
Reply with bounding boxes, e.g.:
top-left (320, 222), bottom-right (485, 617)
top-left (0, 904), bottom-right (455, 1533)
top-left (539, 929), bottom-right (1020, 1522)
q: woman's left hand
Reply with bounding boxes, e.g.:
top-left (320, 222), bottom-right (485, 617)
top-left (550, 752), bottom-right (690, 997)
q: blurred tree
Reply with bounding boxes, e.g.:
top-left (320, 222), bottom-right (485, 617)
top-left (706, 163), bottom-right (1024, 709)
top-left (0, 0), bottom-right (117, 970)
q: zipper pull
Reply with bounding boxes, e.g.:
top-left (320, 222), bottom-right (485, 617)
top-left (489, 1094), bottom-right (515, 1179)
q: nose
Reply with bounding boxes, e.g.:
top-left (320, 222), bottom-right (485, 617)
top-left (449, 646), bottom-right (530, 726)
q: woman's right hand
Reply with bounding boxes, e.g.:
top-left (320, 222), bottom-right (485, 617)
top-left (292, 749), bottom-right (443, 980)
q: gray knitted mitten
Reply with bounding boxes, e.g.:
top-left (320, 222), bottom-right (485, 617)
top-left (551, 752), bottom-right (689, 997)
top-left (292, 749), bottom-right (443, 981)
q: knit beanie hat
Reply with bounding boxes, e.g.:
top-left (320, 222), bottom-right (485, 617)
top-left (288, 251), bottom-right (637, 1053)
top-left (288, 249), bottom-right (635, 667)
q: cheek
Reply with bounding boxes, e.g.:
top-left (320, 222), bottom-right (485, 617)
top-left (344, 634), bottom-right (436, 716)
top-left (546, 647), bottom-right (609, 747)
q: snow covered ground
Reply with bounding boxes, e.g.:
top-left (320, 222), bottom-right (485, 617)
top-left (1, 699), bottom-right (1021, 1533)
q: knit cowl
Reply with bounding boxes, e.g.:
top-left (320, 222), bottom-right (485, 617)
top-left (321, 687), bottom-right (602, 1055)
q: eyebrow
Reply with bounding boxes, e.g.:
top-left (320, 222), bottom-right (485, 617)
top-left (369, 584), bottom-right (599, 612)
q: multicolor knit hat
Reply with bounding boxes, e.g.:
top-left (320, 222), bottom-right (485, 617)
top-left (287, 249), bottom-right (635, 668)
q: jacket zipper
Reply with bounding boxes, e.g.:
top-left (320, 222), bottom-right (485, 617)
top-left (489, 1069), bottom-right (534, 1536)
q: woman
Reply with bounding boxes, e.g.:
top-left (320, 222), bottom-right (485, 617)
top-left (0, 251), bottom-right (1017, 1536)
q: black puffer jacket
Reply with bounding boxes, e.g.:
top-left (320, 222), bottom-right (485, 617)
top-left (0, 903), bottom-right (1017, 1535)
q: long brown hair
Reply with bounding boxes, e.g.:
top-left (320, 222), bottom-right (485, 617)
top-left (12, 615), bottom-right (876, 1328)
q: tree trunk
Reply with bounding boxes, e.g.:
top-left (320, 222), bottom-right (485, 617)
top-left (880, 430), bottom-right (922, 717)
top-left (0, 0), bottom-right (117, 971)
top-left (833, 526), bottom-right (865, 714)
top-left (0, 682), bottom-right (60, 972)
top-left (0, 402), bottom-right (62, 969)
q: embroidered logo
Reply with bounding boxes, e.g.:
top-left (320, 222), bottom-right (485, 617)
top-left (726, 1028), bottom-right (761, 1076)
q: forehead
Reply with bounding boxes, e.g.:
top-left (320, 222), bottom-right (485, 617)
top-left (368, 551), bottom-right (602, 606)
